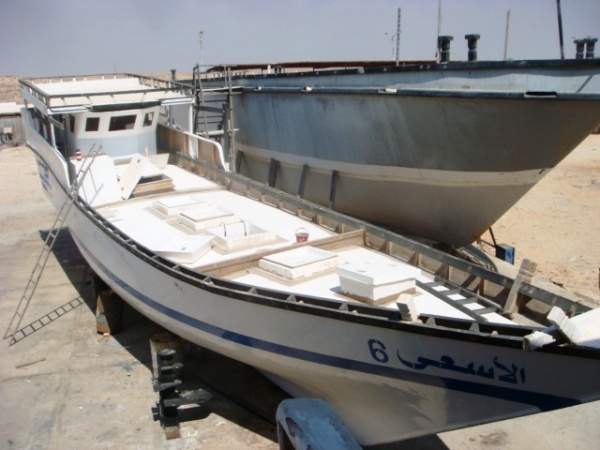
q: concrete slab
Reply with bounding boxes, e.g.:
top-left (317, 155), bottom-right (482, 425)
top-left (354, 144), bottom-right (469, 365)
top-left (1, 144), bottom-right (599, 449)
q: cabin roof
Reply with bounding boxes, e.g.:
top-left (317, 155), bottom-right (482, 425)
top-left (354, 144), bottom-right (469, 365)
top-left (18, 73), bottom-right (193, 114)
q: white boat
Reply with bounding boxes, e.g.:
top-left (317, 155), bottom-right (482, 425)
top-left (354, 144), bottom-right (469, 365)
top-left (197, 58), bottom-right (600, 246)
top-left (18, 73), bottom-right (600, 446)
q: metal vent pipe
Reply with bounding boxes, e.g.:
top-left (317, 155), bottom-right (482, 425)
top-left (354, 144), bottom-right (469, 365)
top-left (574, 39), bottom-right (586, 59)
top-left (574, 37), bottom-right (598, 59)
top-left (438, 35), bottom-right (453, 63)
top-left (465, 34), bottom-right (480, 61)
top-left (585, 38), bottom-right (597, 59)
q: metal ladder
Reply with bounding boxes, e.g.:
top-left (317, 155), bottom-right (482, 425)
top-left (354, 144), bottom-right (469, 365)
top-left (417, 277), bottom-right (505, 324)
top-left (3, 147), bottom-right (99, 345)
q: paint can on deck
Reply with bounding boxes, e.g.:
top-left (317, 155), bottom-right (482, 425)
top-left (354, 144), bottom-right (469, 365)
top-left (75, 149), bottom-right (81, 161)
top-left (295, 228), bottom-right (309, 243)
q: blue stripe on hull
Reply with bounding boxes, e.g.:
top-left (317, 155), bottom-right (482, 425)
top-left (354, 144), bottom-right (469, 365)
top-left (72, 233), bottom-right (582, 412)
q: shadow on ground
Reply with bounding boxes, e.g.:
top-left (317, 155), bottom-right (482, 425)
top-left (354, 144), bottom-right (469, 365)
top-left (27, 227), bottom-right (287, 443)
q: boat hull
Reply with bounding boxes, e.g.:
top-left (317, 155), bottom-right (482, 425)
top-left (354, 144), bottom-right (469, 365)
top-left (196, 59), bottom-right (600, 245)
top-left (31, 141), bottom-right (600, 446)
top-left (206, 59), bottom-right (600, 93)
top-left (68, 213), bottom-right (600, 444)
top-left (232, 90), bottom-right (600, 245)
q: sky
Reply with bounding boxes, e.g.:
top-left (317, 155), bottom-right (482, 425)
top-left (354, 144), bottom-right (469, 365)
top-left (1, 0), bottom-right (599, 77)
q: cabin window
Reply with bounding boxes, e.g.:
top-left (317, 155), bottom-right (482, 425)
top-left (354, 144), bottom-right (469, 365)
top-left (68, 115), bottom-right (75, 133)
top-left (143, 112), bottom-right (154, 127)
top-left (85, 117), bottom-right (100, 132)
top-left (109, 115), bottom-right (136, 131)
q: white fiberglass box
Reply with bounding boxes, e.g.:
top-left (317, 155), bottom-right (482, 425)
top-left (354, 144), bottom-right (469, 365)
top-left (259, 247), bottom-right (339, 280)
top-left (337, 261), bottom-right (421, 305)
top-left (153, 196), bottom-right (203, 216)
top-left (178, 207), bottom-right (238, 231)
top-left (155, 236), bottom-right (213, 264)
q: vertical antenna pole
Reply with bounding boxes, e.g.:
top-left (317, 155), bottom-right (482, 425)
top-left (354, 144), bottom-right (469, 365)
top-left (556, 0), bottom-right (565, 59)
top-left (395, 8), bottom-right (401, 65)
top-left (199, 31), bottom-right (204, 70)
top-left (504, 10), bottom-right (511, 60)
top-left (436, 0), bottom-right (443, 61)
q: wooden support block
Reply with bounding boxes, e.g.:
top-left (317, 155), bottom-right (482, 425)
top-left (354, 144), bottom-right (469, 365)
top-left (131, 176), bottom-right (174, 197)
top-left (503, 258), bottom-right (537, 316)
top-left (91, 273), bottom-right (109, 300)
top-left (95, 290), bottom-right (124, 334)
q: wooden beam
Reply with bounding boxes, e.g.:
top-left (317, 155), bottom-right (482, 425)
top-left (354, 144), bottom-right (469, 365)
top-left (503, 258), bottom-right (538, 316)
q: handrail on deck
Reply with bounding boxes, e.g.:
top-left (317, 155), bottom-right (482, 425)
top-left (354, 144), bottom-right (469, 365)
top-left (186, 129), bottom-right (228, 170)
top-left (158, 124), bottom-right (227, 170)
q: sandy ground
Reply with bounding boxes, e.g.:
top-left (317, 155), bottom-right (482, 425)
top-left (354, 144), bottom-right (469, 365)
top-left (481, 133), bottom-right (600, 306)
top-left (0, 76), bottom-right (20, 103)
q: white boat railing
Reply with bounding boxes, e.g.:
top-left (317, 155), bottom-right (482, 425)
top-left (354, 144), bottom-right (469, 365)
top-left (18, 74), bottom-right (194, 113)
top-left (158, 124), bottom-right (228, 170)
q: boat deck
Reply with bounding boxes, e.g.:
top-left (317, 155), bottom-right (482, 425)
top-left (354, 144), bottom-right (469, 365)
top-left (94, 156), bottom-right (515, 326)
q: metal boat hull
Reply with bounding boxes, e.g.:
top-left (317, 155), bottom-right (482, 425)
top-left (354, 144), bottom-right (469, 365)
top-left (197, 59), bottom-right (600, 245)
top-left (207, 59), bottom-right (600, 94)
top-left (231, 89), bottom-right (599, 245)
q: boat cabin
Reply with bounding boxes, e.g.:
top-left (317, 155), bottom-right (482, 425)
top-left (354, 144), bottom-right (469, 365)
top-left (19, 74), bottom-right (194, 162)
